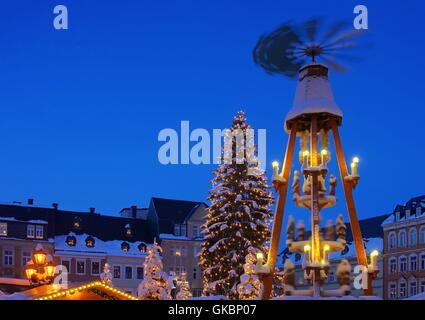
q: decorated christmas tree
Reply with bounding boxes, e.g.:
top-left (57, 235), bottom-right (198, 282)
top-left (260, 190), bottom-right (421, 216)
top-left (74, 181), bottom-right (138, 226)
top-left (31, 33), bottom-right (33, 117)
top-left (237, 247), bottom-right (263, 299)
top-left (176, 277), bottom-right (193, 300)
top-left (138, 240), bottom-right (170, 300)
top-left (200, 111), bottom-right (273, 299)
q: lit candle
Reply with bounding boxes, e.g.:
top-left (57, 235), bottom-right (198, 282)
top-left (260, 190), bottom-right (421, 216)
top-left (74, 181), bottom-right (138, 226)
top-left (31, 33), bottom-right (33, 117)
top-left (323, 244), bottom-right (330, 263)
top-left (351, 157), bottom-right (359, 176)
top-left (302, 151), bottom-right (310, 168)
top-left (321, 150), bottom-right (328, 167)
top-left (370, 250), bottom-right (379, 270)
top-left (272, 161), bottom-right (279, 179)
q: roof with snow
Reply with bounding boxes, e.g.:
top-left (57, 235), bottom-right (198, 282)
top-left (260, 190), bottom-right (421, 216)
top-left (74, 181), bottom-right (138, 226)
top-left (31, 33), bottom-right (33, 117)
top-left (0, 202), bottom-right (156, 244)
top-left (150, 197), bottom-right (207, 234)
top-left (382, 195), bottom-right (425, 226)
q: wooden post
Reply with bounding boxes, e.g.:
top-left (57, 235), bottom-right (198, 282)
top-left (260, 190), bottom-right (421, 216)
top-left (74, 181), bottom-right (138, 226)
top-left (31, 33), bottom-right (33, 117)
top-left (261, 122), bottom-right (298, 300)
top-left (330, 119), bottom-right (371, 295)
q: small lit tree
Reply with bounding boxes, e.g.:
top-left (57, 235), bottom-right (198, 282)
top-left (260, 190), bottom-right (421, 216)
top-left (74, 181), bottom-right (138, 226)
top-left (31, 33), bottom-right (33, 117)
top-left (176, 277), bottom-right (193, 300)
top-left (138, 241), bottom-right (170, 300)
top-left (237, 247), bottom-right (262, 299)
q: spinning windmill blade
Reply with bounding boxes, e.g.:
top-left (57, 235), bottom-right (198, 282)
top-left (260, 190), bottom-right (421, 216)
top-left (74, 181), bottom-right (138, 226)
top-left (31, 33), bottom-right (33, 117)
top-left (253, 18), bottom-right (367, 77)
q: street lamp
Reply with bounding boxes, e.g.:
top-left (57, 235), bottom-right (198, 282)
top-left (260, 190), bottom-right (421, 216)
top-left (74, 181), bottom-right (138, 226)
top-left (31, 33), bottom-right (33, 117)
top-left (24, 244), bottom-right (57, 286)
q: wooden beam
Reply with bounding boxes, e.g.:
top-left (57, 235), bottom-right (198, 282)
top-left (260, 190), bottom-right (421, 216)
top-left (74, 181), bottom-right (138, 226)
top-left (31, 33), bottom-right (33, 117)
top-left (261, 122), bottom-right (298, 300)
top-left (330, 120), bottom-right (371, 294)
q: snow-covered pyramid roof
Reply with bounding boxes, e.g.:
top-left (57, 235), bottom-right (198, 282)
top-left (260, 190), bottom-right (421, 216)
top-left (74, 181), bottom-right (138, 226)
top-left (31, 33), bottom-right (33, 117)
top-left (285, 63), bottom-right (343, 132)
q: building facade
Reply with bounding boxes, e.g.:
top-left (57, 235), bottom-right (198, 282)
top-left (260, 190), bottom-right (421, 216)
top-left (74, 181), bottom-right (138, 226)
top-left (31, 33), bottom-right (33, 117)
top-left (148, 197), bottom-right (207, 297)
top-left (382, 195), bottom-right (425, 300)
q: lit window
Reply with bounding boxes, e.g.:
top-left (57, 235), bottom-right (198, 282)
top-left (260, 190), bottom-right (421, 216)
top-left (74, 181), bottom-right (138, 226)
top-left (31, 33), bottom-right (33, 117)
top-left (85, 236), bottom-right (95, 248)
top-left (125, 266), bottom-right (133, 279)
top-left (138, 243), bottom-right (147, 253)
top-left (125, 226), bottom-right (132, 237)
top-left (121, 242), bottom-right (130, 252)
top-left (76, 260), bottom-right (85, 275)
top-left (66, 235), bottom-right (76, 246)
top-left (27, 225), bottom-right (35, 238)
top-left (73, 217), bottom-right (82, 230)
top-left (0, 223), bottom-right (8, 237)
top-left (91, 261), bottom-right (100, 275)
top-left (35, 225), bottom-right (44, 239)
top-left (113, 266), bottom-right (121, 279)
top-left (3, 249), bottom-right (14, 266)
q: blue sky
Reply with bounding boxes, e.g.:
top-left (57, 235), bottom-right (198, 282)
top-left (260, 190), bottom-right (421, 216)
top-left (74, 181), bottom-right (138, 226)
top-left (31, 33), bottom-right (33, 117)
top-left (0, 0), bottom-right (423, 228)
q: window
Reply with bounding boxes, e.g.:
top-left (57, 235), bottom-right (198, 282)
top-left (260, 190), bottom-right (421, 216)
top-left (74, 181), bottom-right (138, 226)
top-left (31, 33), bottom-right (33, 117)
top-left (409, 228), bottom-right (417, 246)
top-left (181, 225), bottom-right (186, 237)
top-left (76, 260), bottom-right (85, 275)
top-left (421, 280), bottom-right (425, 293)
top-left (181, 246), bottom-right (187, 257)
top-left (85, 236), bottom-right (95, 248)
top-left (0, 223), bottom-right (8, 236)
top-left (389, 233), bottom-right (396, 249)
top-left (137, 267), bottom-right (144, 280)
top-left (91, 261), bottom-right (100, 275)
top-left (61, 259), bottom-right (71, 273)
top-left (73, 217), bottom-right (82, 230)
top-left (125, 226), bottom-right (132, 237)
top-left (192, 226), bottom-right (199, 238)
top-left (4, 249), bottom-right (14, 266)
top-left (113, 266), bottom-right (121, 279)
top-left (400, 256), bottom-right (407, 273)
top-left (399, 281), bottom-right (407, 298)
top-left (125, 266), bottom-right (133, 279)
top-left (410, 255), bottom-right (417, 271)
top-left (66, 235), bottom-right (76, 246)
top-left (389, 283), bottom-right (397, 299)
top-left (389, 257), bottom-right (397, 274)
top-left (138, 243), bottom-right (147, 253)
top-left (22, 251), bottom-right (32, 266)
top-left (121, 242), bottom-right (130, 252)
top-left (174, 224), bottom-right (180, 236)
top-left (329, 271), bottom-right (336, 283)
top-left (193, 246), bottom-right (199, 257)
top-left (410, 281), bottom-right (418, 297)
top-left (193, 268), bottom-right (197, 280)
top-left (35, 225), bottom-right (44, 239)
top-left (420, 227), bottom-right (425, 244)
top-left (27, 225), bottom-right (35, 238)
top-left (421, 253), bottom-right (425, 270)
top-left (399, 230), bottom-right (407, 247)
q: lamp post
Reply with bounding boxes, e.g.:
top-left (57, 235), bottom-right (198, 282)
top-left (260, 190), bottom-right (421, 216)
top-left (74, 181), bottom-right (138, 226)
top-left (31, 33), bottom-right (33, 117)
top-left (24, 244), bottom-right (57, 286)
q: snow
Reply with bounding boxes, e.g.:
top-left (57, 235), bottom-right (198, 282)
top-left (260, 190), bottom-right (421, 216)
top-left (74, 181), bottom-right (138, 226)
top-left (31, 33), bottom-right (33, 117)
top-left (285, 63), bottom-right (343, 132)
top-left (159, 233), bottom-right (193, 241)
top-left (0, 216), bottom-right (48, 224)
top-left (405, 292), bottom-right (425, 300)
top-left (381, 214), bottom-right (395, 225)
top-left (54, 233), bottom-right (149, 257)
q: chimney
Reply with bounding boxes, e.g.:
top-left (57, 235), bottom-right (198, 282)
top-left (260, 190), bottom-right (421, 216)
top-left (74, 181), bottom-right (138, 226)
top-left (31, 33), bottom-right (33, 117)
top-left (131, 205), bottom-right (137, 218)
top-left (52, 203), bottom-right (59, 210)
top-left (27, 198), bottom-right (34, 205)
top-left (89, 207), bottom-right (95, 214)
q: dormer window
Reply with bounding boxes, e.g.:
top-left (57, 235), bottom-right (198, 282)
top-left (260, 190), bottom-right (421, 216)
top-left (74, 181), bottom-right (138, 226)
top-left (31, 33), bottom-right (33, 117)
top-left (66, 235), bottom-right (76, 247)
top-left (174, 224), bottom-right (181, 236)
top-left (138, 243), bottom-right (147, 253)
top-left (85, 236), bottom-right (95, 248)
top-left (121, 242), bottom-right (130, 252)
top-left (73, 217), bottom-right (82, 230)
top-left (125, 224), bottom-right (132, 237)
